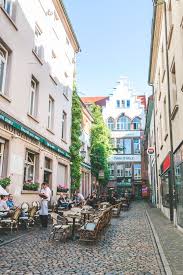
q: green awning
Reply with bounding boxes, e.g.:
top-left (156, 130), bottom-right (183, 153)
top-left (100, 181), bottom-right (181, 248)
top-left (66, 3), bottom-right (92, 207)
top-left (117, 182), bottom-right (132, 187)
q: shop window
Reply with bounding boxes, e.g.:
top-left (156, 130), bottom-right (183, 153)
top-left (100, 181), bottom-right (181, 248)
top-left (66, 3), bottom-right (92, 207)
top-left (44, 157), bottom-right (52, 186)
top-left (175, 163), bottom-right (183, 227)
top-left (133, 139), bottom-right (141, 154)
top-left (161, 173), bottom-right (170, 208)
top-left (24, 151), bottom-right (38, 183)
top-left (117, 164), bottom-right (125, 177)
top-left (0, 140), bottom-right (5, 177)
top-left (134, 164), bottom-right (141, 180)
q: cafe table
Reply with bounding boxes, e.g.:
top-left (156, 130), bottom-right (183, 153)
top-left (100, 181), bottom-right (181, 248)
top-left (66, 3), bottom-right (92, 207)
top-left (81, 210), bottom-right (94, 223)
top-left (66, 213), bottom-right (79, 240)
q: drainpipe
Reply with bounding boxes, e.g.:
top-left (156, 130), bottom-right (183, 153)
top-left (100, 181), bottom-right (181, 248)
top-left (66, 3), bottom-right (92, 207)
top-left (151, 0), bottom-right (174, 222)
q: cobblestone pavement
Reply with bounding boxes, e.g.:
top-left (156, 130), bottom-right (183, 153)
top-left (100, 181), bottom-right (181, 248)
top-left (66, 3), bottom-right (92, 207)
top-left (0, 202), bottom-right (165, 275)
top-left (147, 206), bottom-right (183, 275)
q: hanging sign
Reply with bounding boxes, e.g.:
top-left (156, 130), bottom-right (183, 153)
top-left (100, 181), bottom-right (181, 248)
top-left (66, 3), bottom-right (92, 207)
top-left (147, 147), bottom-right (155, 156)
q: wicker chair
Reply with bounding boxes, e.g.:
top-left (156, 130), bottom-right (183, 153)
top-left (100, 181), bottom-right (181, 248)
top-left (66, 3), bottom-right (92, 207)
top-left (49, 212), bottom-right (71, 241)
top-left (0, 208), bottom-right (21, 233)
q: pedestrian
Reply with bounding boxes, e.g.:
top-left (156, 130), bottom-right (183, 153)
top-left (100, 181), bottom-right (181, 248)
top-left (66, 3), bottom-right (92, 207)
top-left (39, 182), bottom-right (51, 228)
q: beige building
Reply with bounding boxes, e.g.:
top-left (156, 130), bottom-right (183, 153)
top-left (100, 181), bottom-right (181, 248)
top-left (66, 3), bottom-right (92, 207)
top-left (149, 0), bottom-right (183, 231)
top-left (0, 0), bottom-right (80, 204)
top-left (80, 100), bottom-right (93, 198)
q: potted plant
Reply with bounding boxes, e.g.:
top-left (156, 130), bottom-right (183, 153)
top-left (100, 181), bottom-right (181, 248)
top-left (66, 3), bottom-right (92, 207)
top-left (0, 177), bottom-right (11, 189)
top-left (57, 184), bottom-right (69, 193)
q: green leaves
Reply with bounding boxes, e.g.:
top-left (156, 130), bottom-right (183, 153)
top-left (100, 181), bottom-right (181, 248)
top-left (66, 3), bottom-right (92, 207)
top-left (70, 84), bottom-right (82, 193)
top-left (90, 104), bottom-right (112, 186)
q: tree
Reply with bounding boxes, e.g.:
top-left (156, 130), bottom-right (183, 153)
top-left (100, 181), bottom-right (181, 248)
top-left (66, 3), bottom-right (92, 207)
top-left (90, 104), bottom-right (112, 186)
top-left (70, 85), bottom-right (82, 192)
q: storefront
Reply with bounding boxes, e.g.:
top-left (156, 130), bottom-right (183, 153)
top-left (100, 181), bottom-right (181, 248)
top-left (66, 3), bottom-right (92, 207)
top-left (0, 112), bottom-right (71, 204)
top-left (174, 144), bottom-right (183, 229)
top-left (116, 180), bottom-right (132, 198)
top-left (160, 153), bottom-right (171, 219)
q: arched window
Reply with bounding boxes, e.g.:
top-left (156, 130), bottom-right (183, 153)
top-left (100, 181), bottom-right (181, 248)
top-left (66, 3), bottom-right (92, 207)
top-left (117, 115), bottom-right (131, 130)
top-left (133, 117), bottom-right (141, 130)
top-left (107, 117), bottom-right (114, 130)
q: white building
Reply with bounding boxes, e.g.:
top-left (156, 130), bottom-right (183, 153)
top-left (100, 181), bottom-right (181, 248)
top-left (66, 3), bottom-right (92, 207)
top-left (103, 77), bottom-right (146, 199)
top-left (0, 0), bottom-right (80, 204)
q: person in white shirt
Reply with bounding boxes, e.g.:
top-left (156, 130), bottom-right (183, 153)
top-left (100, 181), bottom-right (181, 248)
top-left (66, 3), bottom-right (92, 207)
top-left (39, 182), bottom-right (51, 228)
top-left (76, 191), bottom-right (85, 207)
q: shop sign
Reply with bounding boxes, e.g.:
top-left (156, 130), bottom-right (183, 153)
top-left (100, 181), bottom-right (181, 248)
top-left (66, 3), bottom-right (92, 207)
top-left (111, 131), bottom-right (140, 138)
top-left (147, 147), bottom-right (155, 156)
top-left (161, 153), bottom-right (171, 174)
top-left (0, 112), bottom-right (70, 159)
top-left (108, 155), bottom-right (141, 162)
top-left (117, 182), bottom-right (132, 187)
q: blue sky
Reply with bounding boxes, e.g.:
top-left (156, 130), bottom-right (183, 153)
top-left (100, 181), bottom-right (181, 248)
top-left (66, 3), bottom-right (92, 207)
top-left (63, 0), bottom-right (153, 97)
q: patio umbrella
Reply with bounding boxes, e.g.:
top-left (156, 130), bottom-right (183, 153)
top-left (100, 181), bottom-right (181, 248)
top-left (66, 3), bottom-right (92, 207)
top-left (0, 185), bottom-right (9, 195)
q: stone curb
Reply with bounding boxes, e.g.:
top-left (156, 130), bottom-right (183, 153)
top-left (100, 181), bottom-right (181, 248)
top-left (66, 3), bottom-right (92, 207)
top-left (146, 210), bottom-right (172, 275)
top-left (0, 235), bottom-right (23, 247)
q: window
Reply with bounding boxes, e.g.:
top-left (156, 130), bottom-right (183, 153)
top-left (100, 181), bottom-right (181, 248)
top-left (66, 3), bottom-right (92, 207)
top-left (121, 100), bottom-right (125, 108)
top-left (117, 164), bottom-right (125, 177)
top-left (170, 61), bottom-right (177, 108)
top-left (61, 111), bottom-right (67, 140)
top-left (0, 44), bottom-right (8, 95)
top-left (116, 138), bottom-right (131, 154)
top-left (29, 77), bottom-right (38, 117)
top-left (133, 139), bottom-right (141, 154)
top-left (107, 117), bottom-right (114, 130)
top-left (109, 164), bottom-right (114, 177)
top-left (110, 138), bottom-right (115, 147)
top-left (44, 157), bottom-right (52, 186)
top-left (133, 117), bottom-right (141, 130)
top-left (126, 100), bottom-right (130, 108)
top-left (163, 97), bottom-right (168, 133)
top-left (63, 86), bottom-right (69, 98)
top-left (24, 151), bottom-right (36, 183)
top-left (116, 100), bottom-right (120, 108)
top-left (3, 0), bottom-right (13, 16)
top-left (0, 140), bottom-right (5, 177)
top-left (125, 164), bottom-right (132, 177)
top-left (134, 164), bottom-right (141, 180)
top-left (57, 163), bottom-right (67, 189)
top-left (34, 24), bottom-right (42, 58)
top-left (48, 96), bottom-right (54, 130)
top-left (117, 115), bottom-right (131, 130)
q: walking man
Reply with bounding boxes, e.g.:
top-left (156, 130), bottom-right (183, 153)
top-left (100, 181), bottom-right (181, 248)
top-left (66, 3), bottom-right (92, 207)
top-left (39, 182), bottom-right (51, 228)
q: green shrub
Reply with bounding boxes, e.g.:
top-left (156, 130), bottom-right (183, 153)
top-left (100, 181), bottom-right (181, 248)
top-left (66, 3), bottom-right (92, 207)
top-left (0, 177), bottom-right (11, 188)
top-left (23, 182), bottom-right (39, 191)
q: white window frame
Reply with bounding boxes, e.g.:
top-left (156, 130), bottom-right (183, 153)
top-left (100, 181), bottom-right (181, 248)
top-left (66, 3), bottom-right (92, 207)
top-left (3, 0), bottom-right (13, 16)
top-left (34, 24), bottom-right (42, 58)
top-left (61, 111), bottom-right (67, 140)
top-left (0, 43), bottom-right (8, 95)
top-left (133, 117), bottom-right (141, 130)
top-left (109, 164), bottom-right (114, 177)
top-left (48, 96), bottom-right (54, 130)
top-left (117, 116), bottom-right (131, 130)
top-left (133, 138), bottom-right (141, 154)
top-left (0, 139), bottom-right (5, 177)
top-left (29, 78), bottom-right (37, 117)
top-left (108, 117), bottom-right (114, 130)
top-left (24, 151), bottom-right (36, 183)
top-left (117, 164), bottom-right (125, 177)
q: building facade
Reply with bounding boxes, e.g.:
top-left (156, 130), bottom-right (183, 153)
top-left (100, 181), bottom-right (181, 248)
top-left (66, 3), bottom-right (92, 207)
top-left (102, 77), bottom-right (146, 199)
top-left (80, 100), bottom-right (93, 198)
top-left (149, 0), bottom-right (183, 231)
top-left (0, 0), bottom-right (80, 204)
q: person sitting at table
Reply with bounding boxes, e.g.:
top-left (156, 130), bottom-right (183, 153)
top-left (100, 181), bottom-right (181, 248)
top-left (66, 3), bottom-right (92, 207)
top-left (6, 194), bottom-right (15, 209)
top-left (57, 194), bottom-right (72, 210)
top-left (0, 195), bottom-right (9, 211)
top-left (86, 193), bottom-right (98, 209)
top-left (75, 191), bottom-right (85, 207)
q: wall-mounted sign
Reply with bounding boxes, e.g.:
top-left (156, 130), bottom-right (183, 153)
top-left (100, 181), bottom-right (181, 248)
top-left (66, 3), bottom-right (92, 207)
top-left (108, 155), bottom-right (141, 162)
top-left (160, 153), bottom-right (171, 175)
top-left (111, 130), bottom-right (140, 139)
top-left (98, 170), bottom-right (104, 179)
top-left (147, 147), bottom-right (155, 156)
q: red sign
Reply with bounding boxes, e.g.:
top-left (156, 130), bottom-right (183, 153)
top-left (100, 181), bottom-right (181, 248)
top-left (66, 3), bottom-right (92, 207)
top-left (162, 154), bottom-right (171, 174)
top-left (147, 147), bottom-right (155, 155)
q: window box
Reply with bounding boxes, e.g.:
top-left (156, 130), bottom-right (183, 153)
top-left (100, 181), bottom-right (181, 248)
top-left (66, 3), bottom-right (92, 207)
top-left (23, 182), bottom-right (39, 191)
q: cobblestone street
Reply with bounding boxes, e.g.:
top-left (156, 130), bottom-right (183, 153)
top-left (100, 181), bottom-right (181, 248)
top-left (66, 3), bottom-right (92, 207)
top-left (0, 202), bottom-right (166, 275)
